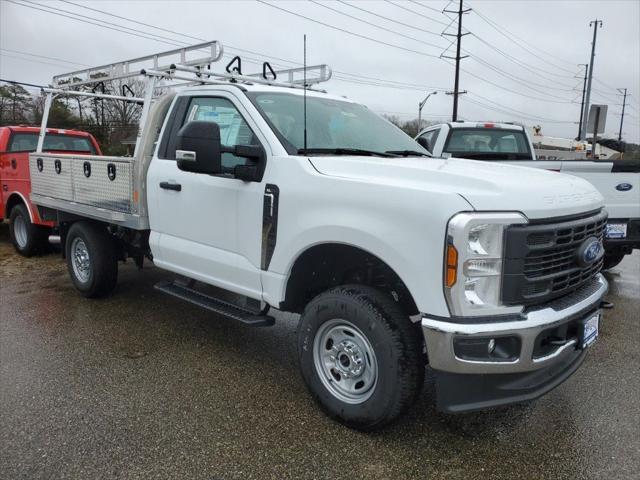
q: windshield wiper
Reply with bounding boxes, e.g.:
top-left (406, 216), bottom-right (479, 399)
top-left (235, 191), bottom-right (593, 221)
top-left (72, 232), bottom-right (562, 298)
top-left (385, 149), bottom-right (432, 157)
top-left (298, 147), bottom-right (397, 158)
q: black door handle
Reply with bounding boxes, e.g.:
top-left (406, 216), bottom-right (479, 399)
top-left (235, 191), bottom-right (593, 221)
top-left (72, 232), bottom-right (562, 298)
top-left (160, 181), bottom-right (182, 191)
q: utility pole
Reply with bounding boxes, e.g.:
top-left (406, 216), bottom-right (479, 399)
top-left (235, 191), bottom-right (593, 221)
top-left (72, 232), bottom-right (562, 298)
top-left (580, 19), bottom-right (603, 141)
top-left (577, 63), bottom-right (588, 139)
top-left (442, 0), bottom-right (471, 121)
top-left (617, 88), bottom-right (628, 141)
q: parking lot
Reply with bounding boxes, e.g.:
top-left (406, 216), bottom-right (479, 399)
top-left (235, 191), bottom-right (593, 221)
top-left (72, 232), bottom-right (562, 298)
top-left (1, 221), bottom-right (638, 480)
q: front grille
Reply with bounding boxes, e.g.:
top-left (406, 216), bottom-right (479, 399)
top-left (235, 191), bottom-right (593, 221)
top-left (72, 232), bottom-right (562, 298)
top-left (502, 209), bottom-right (607, 306)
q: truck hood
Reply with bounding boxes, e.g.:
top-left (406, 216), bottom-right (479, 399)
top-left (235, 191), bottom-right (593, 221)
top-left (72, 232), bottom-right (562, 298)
top-left (308, 156), bottom-right (604, 220)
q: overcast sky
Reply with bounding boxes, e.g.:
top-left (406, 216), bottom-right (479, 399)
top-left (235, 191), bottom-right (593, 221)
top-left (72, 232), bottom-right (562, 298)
top-left (1, 0), bottom-right (639, 142)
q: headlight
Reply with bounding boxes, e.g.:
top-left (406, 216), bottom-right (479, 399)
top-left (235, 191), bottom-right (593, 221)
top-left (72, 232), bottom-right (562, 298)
top-left (444, 212), bottom-right (528, 317)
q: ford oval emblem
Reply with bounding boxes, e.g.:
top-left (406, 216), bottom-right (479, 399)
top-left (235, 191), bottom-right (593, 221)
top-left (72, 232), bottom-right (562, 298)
top-left (616, 183), bottom-right (633, 192)
top-left (576, 237), bottom-right (603, 267)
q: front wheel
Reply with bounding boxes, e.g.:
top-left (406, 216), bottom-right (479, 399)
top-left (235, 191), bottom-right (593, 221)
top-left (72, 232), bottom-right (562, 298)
top-left (65, 222), bottom-right (118, 298)
top-left (298, 285), bottom-right (425, 431)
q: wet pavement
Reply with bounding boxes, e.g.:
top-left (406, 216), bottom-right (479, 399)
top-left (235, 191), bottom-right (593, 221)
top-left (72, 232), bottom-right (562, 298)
top-left (1, 221), bottom-right (639, 480)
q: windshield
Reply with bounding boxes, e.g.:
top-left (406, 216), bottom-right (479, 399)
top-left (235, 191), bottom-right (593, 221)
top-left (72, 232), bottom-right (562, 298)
top-left (247, 92), bottom-right (427, 156)
top-left (444, 128), bottom-right (532, 160)
top-left (7, 133), bottom-right (96, 154)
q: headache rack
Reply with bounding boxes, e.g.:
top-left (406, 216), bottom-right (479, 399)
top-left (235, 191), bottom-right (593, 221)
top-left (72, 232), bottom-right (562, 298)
top-left (30, 40), bottom-right (332, 229)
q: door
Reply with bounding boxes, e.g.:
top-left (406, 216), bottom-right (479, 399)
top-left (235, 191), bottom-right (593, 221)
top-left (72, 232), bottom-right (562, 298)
top-left (0, 134), bottom-right (31, 218)
top-left (147, 94), bottom-right (267, 299)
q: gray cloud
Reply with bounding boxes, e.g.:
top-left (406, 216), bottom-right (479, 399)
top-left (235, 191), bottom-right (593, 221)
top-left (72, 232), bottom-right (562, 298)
top-left (1, 0), bottom-right (638, 141)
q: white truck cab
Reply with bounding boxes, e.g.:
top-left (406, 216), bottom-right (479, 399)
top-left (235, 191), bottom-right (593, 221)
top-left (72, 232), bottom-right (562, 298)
top-left (417, 121), bottom-right (640, 270)
top-left (29, 43), bottom-right (609, 430)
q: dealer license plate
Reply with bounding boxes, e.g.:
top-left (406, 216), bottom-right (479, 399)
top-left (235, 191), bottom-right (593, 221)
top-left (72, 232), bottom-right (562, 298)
top-left (605, 223), bottom-right (627, 239)
top-left (582, 313), bottom-right (600, 349)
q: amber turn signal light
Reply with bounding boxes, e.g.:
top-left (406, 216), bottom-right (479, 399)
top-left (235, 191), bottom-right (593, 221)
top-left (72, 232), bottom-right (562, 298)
top-left (445, 244), bottom-right (458, 288)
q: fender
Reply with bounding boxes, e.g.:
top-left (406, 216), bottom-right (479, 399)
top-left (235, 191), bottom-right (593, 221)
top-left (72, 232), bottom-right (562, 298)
top-left (5, 191), bottom-right (35, 222)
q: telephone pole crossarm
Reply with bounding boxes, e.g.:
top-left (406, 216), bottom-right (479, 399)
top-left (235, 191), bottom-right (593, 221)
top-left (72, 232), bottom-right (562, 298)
top-left (444, 0), bottom-right (472, 122)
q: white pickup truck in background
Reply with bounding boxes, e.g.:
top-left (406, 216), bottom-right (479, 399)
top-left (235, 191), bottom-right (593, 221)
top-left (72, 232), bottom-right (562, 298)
top-left (416, 121), bottom-right (640, 270)
top-left (29, 43), bottom-right (610, 430)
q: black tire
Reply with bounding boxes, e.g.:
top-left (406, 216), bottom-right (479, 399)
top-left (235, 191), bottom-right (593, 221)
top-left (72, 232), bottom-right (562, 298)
top-left (65, 222), bottom-right (118, 298)
top-left (298, 285), bottom-right (425, 431)
top-left (8, 203), bottom-right (48, 257)
top-left (602, 251), bottom-right (625, 270)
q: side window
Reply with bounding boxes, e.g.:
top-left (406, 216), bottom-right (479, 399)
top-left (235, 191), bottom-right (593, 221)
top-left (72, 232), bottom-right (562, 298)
top-left (418, 130), bottom-right (436, 152)
top-left (183, 97), bottom-right (259, 171)
top-left (8, 133), bottom-right (38, 152)
top-left (429, 128), bottom-right (441, 151)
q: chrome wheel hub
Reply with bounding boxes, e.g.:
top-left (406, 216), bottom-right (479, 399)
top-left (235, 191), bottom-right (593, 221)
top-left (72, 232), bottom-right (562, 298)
top-left (331, 340), bottom-right (365, 378)
top-left (13, 215), bottom-right (28, 248)
top-left (71, 237), bottom-right (91, 283)
top-left (313, 319), bottom-right (378, 404)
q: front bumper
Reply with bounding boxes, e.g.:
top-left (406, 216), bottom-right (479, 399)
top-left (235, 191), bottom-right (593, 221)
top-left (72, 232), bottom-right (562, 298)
top-left (422, 273), bottom-right (608, 412)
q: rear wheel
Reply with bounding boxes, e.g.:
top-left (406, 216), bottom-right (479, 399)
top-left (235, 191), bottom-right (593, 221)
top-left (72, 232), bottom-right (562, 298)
top-left (8, 203), bottom-right (48, 257)
top-left (298, 285), bottom-right (424, 431)
top-left (65, 222), bottom-right (118, 298)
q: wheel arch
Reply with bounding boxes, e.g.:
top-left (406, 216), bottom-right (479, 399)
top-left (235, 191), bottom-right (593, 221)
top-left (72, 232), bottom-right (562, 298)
top-left (280, 242), bottom-right (419, 315)
top-left (5, 192), bottom-right (34, 221)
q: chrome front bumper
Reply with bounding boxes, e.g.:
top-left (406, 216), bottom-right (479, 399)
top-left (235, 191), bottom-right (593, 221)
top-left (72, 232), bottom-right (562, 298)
top-left (422, 274), bottom-right (608, 374)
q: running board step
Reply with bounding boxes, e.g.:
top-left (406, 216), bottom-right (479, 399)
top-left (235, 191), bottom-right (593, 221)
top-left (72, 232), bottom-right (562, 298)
top-left (154, 280), bottom-right (275, 327)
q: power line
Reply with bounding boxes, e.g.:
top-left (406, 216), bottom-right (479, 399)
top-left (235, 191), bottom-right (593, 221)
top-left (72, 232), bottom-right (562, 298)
top-left (0, 78), bottom-right (46, 89)
top-left (465, 96), bottom-right (574, 125)
top-left (7, 0), bottom-right (187, 48)
top-left (255, 1), bottom-right (443, 59)
top-left (467, 34), bottom-right (578, 87)
top-left (336, 0), bottom-right (445, 38)
top-left (468, 93), bottom-right (575, 123)
top-left (384, 0), bottom-right (452, 28)
top-left (0, 52), bottom-right (78, 70)
top-left (59, 0), bottom-right (204, 43)
top-left (407, 0), bottom-right (449, 16)
top-left (14, 2), bottom-right (452, 96)
top-left (469, 4), bottom-right (578, 74)
top-left (308, 0), bottom-right (446, 51)
top-left (0, 47), bottom-right (89, 67)
top-left (9, 0), bottom-right (597, 119)
top-left (467, 55), bottom-right (576, 100)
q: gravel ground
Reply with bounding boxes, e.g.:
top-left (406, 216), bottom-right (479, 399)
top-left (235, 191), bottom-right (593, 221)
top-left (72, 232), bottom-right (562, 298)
top-left (1, 221), bottom-right (638, 480)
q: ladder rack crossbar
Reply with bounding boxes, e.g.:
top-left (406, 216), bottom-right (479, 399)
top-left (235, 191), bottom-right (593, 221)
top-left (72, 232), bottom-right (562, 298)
top-left (246, 64), bottom-right (332, 85)
top-left (170, 64), bottom-right (328, 90)
top-left (52, 41), bottom-right (223, 89)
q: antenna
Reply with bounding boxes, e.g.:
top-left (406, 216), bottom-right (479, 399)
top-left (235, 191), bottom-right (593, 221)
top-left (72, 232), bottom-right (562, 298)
top-left (303, 34), bottom-right (308, 152)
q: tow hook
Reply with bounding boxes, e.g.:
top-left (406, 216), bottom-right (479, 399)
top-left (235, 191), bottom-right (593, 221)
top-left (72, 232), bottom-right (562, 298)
top-left (600, 300), bottom-right (614, 309)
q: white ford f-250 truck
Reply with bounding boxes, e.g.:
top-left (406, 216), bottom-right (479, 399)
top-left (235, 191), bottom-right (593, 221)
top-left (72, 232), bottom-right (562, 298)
top-left (29, 43), bottom-right (609, 430)
top-left (416, 121), bottom-right (640, 270)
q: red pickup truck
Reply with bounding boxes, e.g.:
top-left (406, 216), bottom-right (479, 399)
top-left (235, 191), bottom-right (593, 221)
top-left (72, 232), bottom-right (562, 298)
top-left (0, 126), bottom-right (102, 256)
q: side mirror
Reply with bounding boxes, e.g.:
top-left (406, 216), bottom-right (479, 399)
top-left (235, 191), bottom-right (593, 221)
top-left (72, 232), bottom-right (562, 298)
top-left (416, 136), bottom-right (431, 152)
top-left (176, 121), bottom-right (222, 174)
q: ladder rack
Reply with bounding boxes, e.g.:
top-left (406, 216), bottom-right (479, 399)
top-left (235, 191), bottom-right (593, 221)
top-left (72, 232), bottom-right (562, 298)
top-left (50, 40), bottom-right (332, 92)
top-left (52, 41), bottom-right (224, 88)
top-left (38, 41), bottom-right (332, 153)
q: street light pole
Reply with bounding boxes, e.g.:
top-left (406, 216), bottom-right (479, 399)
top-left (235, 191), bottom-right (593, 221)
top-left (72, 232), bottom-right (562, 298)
top-left (418, 91), bottom-right (438, 131)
